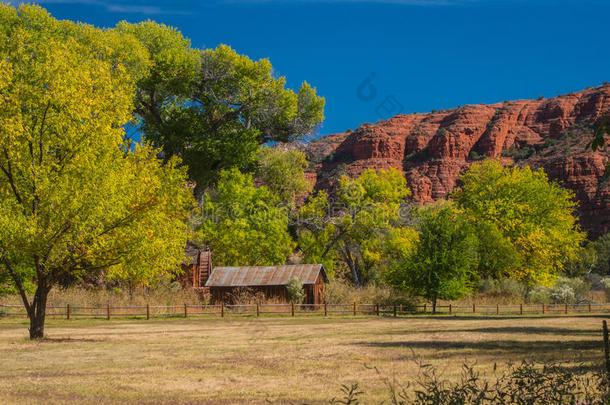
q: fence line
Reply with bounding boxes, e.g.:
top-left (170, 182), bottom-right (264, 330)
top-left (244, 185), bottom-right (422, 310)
top-left (0, 302), bottom-right (608, 320)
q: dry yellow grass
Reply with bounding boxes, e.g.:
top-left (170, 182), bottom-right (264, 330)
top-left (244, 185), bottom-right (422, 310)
top-left (0, 314), bottom-right (606, 404)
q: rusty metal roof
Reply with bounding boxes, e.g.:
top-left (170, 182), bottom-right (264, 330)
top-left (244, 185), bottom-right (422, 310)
top-left (204, 264), bottom-right (327, 287)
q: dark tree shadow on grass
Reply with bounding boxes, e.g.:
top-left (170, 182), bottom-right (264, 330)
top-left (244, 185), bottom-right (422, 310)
top-left (354, 339), bottom-right (602, 357)
top-left (379, 326), bottom-right (601, 336)
top-left (35, 337), bottom-right (104, 343)
top-left (387, 315), bottom-right (610, 321)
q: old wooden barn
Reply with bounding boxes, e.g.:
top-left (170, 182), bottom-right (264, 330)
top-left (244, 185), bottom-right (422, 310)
top-left (205, 264), bottom-right (328, 305)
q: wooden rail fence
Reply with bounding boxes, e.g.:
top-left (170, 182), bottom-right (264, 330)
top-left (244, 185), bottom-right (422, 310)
top-left (0, 302), bottom-right (608, 320)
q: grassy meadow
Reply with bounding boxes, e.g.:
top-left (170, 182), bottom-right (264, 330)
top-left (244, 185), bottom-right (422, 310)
top-left (0, 314), bottom-right (607, 404)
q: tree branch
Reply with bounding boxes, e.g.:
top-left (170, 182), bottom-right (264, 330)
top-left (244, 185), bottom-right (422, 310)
top-left (0, 147), bottom-right (23, 203)
top-left (1, 252), bottom-right (32, 316)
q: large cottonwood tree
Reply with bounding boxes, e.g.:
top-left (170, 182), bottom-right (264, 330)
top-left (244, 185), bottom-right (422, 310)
top-left (453, 160), bottom-right (585, 285)
top-left (297, 168), bottom-right (417, 286)
top-left (0, 5), bottom-right (193, 339)
top-left (116, 21), bottom-right (326, 189)
top-left (197, 168), bottom-right (295, 266)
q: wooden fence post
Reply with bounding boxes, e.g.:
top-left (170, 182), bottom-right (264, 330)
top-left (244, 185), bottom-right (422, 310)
top-left (542, 303), bottom-right (545, 314)
top-left (496, 304), bottom-right (499, 315)
top-left (449, 304), bottom-right (452, 315)
top-left (107, 303), bottom-right (110, 320)
top-left (565, 303), bottom-right (568, 315)
top-left (256, 302), bottom-right (260, 317)
top-left (399, 304), bottom-right (403, 315)
top-left (353, 302), bottom-right (357, 316)
top-left (324, 302), bottom-right (327, 317)
top-left (66, 304), bottom-right (70, 320)
top-left (520, 303), bottom-right (523, 316)
top-left (376, 304), bottom-right (380, 316)
top-left (184, 304), bottom-right (188, 318)
top-left (423, 303), bottom-right (426, 313)
top-left (291, 302), bottom-right (295, 317)
top-left (472, 303), bottom-right (476, 313)
top-left (146, 304), bottom-right (150, 320)
top-left (602, 320), bottom-right (610, 382)
top-left (221, 302), bottom-right (224, 318)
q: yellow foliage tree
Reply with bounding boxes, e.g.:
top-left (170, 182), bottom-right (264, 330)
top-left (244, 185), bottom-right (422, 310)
top-left (0, 5), bottom-right (194, 339)
top-left (452, 160), bottom-right (585, 285)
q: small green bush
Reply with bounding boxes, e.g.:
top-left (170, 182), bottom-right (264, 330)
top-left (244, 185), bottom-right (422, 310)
top-left (469, 150), bottom-right (487, 161)
top-left (552, 277), bottom-right (590, 304)
top-left (330, 360), bottom-right (608, 404)
top-left (528, 285), bottom-right (551, 304)
top-left (528, 277), bottom-right (591, 304)
top-left (478, 278), bottom-right (527, 302)
top-left (286, 278), bottom-right (304, 304)
top-left (601, 277), bottom-right (610, 302)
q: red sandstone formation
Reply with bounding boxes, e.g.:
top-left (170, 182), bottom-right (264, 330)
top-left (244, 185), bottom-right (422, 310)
top-left (307, 85), bottom-right (610, 238)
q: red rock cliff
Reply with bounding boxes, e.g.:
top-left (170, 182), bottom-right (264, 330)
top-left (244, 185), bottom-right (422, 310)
top-left (307, 85), bottom-right (610, 238)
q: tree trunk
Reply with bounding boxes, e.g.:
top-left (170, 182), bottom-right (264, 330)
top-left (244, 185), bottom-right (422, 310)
top-left (351, 263), bottom-right (361, 287)
top-left (28, 285), bottom-right (49, 339)
top-left (340, 246), bottom-right (361, 287)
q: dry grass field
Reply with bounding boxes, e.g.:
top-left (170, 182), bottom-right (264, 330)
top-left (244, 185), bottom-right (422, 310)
top-left (0, 314), bottom-right (607, 404)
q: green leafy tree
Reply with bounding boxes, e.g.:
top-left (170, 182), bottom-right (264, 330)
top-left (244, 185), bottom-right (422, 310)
top-left (197, 168), bottom-right (295, 266)
top-left (593, 233), bottom-right (610, 275)
top-left (257, 146), bottom-right (313, 206)
top-left (297, 168), bottom-right (417, 286)
top-left (116, 21), bottom-right (325, 188)
top-left (564, 243), bottom-right (598, 277)
top-left (385, 202), bottom-right (479, 313)
top-left (0, 5), bottom-right (193, 338)
top-left (470, 220), bottom-right (523, 279)
top-left (590, 119), bottom-right (608, 150)
top-left (453, 160), bottom-right (585, 285)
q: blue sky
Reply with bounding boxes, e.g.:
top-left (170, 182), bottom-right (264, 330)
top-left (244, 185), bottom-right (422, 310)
top-left (6, 0), bottom-right (610, 137)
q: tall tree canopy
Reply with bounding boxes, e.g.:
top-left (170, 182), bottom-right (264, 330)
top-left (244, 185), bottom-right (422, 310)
top-left (0, 5), bottom-right (193, 338)
top-left (453, 160), bottom-right (585, 285)
top-left (256, 146), bottom-right (312, 206)
top-left (297, 168), bottom-right (416, 285)
top-left (116, 21), bottom-right (325, 189)
top-left (197, 168), bottom-right (295, 266)
top-left (385, 202), bottom-right (479, 312)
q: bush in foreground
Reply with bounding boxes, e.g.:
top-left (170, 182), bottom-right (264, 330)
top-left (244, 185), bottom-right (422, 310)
top-left (328, 360), bottom-right (608, 405)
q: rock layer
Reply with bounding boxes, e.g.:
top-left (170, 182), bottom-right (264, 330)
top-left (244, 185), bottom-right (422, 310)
top-left (307, 85), bottom-right (610, 238)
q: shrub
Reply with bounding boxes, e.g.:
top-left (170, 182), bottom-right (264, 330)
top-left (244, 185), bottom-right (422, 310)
top-left (528, 277), bottom-right (591, 304)
top-left (326, 279), bottom-right (416, 310)
top-left (478, 278), bottom-right (496, 294)
top-left (528, 285), bottom-right (551, 304)
top-left (478, 278), bottom-right (527, 303)
top-left (552, 277), bottom-right (590, 304)
top-left (601, 277), bottom-right (610, 302)
top-left (469, 150), bottom-right (487, 161)
top-left (330, 361), bottom-right (608, 404)
top-left (550, 284), bottom-right (576, 304)
top-left (286, 278), bottom-right (304, 304)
